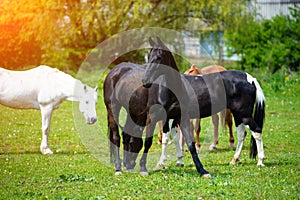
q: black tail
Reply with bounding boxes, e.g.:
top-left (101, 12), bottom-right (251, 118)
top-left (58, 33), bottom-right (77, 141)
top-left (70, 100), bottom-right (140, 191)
top-left (250, 83), bottom-right (265, 159)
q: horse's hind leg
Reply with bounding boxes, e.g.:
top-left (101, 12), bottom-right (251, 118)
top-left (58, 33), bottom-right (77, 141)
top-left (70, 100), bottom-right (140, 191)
top-left (242, 118), bottom-right (265, 166)
top-left (107, 103), bottom-right (122, 174)
top-left (251, 131), bottom-right (265, 166)
top-left (226, 109), bottom-right (234, 148)
top-left (209, 114), bottom-right (219, 151)
top-left (40, 107), bottom-right (54, 155)
top-left (194, 119), bottom-right (201, 153)
top-left (157, 121), bottom-right (163, 144)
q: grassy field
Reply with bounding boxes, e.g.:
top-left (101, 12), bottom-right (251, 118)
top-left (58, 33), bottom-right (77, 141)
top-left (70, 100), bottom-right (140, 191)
top-left (0, 68), bottom-right (299, 199)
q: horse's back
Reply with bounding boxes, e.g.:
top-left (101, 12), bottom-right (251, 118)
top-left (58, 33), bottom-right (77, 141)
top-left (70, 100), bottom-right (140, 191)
top-left (104, 62), bottom-right (145, 92)
top-left (0, 65), bottom-right (73, 109)
top-left (104, 62), bottom-right (147, 110)
top-left (200, 65), bottom-right (226, 74)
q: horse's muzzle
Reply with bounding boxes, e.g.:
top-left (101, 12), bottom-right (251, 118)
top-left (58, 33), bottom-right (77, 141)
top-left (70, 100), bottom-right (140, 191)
top-left (142, 77), bottom-right (152, 88)
top-left (143, 82), bottom-right (152, 88)
top-left (87, 117), bottom-right (97, 124)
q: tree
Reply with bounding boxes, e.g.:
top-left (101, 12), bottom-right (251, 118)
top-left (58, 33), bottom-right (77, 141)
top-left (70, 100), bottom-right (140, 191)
top-left (188, 0), bottom-right (253, 65)
top-left (0, 0), bottom-right (190, 71)
top-left (225, 6), bottom-right (300, 73)
top-left (0, 0), bottom-right (258, 71)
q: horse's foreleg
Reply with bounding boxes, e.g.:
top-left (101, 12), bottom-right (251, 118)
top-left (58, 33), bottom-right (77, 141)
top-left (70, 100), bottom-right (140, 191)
top-left (209, 114), bottom-right (219, 151)
top-left (127, 135), bottom-right (143, 171)
top-left (122, 131), bottom-right (131, 170)
top-left (107, 103), bottom-right (122, 174)
top-left (139, 123), bottom-right (155, 176)
top-left (40, 107), bottom-right (53, 155)
top-left (181, 118), bottom-right (210, 178)
top-left (230, 123), bottom-right (246, 165)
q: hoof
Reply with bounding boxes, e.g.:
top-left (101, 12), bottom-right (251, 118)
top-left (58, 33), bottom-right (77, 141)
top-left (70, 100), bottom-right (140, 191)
top-left (115, 171), bottom-right (122, 175)
top-left (257, 159), bottom-right (265, 166)
top-left (155, 163), bottom-right (165, 170)
top-left (176, 163), bottom-right (184, 167)
top-left (230, 157), bottom-right (240, 165)
top-left (208, 145), bottom-right (217, 151)
top-left (139, 171), bottom-right (148, 176)
top-left (41, 148), bottom-right (53, 155)
top-left (126, 169), bottom-right (134, 173)
top-left (201, 173), bottom-right (212, 179)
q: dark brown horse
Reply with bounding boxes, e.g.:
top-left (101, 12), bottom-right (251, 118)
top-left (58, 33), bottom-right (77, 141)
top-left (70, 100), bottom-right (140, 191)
top-left (142, 37), bottom-right (266, 171)
top-left (103, 63), bottom-right (155, 176)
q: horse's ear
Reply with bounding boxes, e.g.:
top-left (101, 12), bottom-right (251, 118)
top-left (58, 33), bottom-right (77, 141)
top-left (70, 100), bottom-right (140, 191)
top-left (84, 85), bottom-right (87, 91)
top-left (157, 37), bottom-right (165, 47)
top-left (157, 37), bottom-right (168, 50)
top-left (149, 37), bottom-right (156, 47)
top-left (95, 86), bottom-right (98, 92)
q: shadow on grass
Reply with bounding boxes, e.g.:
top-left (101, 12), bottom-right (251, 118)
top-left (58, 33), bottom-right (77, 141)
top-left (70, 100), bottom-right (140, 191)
top-left (0, 150), bottom-right (89, 155)
top-left (149, 163), bottom-right (233, 178)
top-left (201, 147), bottom-right (236, 154)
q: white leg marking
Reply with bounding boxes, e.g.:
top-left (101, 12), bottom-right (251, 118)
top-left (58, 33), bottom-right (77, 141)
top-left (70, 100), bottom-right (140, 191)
top-left (178, 128), bottom-right (185, 153)
top-left (171, 127), bottom-right (184, 166)
top-left (230, 124), bottom-right (246, 165)
top-left (251, 131), bottom-right (265, 166)
top-left (156, 132), bottom-right (170, 168)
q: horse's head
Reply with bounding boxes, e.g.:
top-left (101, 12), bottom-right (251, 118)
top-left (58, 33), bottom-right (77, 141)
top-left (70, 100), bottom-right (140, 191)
top-left (142, 37), bottom-right (178, 88)
top-left (184, 64), bottom-right (202, 75)
top-left (79, 85), bottom-right (98, 124)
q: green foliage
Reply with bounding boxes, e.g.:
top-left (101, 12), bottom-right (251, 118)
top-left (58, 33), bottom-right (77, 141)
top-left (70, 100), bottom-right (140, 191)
top-left (0, 0), bottom-right (256, 71)
top-left (226, 6), bottom-right (300, 73)
top-left (0, 0), bottom-right (190, 71)
top-left (189, 0), bottom-right (252, 65)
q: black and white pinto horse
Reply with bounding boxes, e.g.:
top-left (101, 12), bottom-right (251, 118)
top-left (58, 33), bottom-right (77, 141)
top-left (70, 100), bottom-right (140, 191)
top-left (141, 38), bottom-right (266, 172)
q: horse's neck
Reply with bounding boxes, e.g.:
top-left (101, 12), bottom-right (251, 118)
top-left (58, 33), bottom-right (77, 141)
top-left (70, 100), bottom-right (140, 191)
top-left (64, 79), bottom-right (84, 102)
top-left (159, 67), bottom-right (187, 107)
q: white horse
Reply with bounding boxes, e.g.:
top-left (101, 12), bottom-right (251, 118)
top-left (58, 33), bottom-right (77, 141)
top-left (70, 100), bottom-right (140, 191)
top-left (0, 65), bottom-right (98, 155)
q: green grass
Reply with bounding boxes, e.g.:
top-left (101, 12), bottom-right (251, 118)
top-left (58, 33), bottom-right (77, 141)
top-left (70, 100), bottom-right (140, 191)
top-left (0, 69), bottom-right (299, 199)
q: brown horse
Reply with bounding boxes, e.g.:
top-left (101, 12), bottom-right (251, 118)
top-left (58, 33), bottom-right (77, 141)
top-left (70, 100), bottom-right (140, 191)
top-left (158, 64), bottom-right (234, 151)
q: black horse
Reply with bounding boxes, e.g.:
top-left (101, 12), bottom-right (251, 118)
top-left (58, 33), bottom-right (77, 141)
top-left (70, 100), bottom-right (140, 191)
top-left (142, 38), bottom-right (266, 171)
